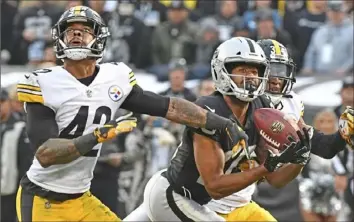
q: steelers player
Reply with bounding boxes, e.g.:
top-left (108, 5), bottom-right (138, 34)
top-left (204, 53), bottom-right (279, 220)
top-left (206, 39), bottom-right (354, 221)
top-left (138, 37), bottom-right (311, 221)
top-left (15, 6), bottom-right (248, 222)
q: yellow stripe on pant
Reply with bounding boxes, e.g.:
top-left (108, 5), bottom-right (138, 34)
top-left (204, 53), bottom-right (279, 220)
top-left (218, 201), bottom-right (277, 221)
top-left (16, 185), bottom-right (121, 221)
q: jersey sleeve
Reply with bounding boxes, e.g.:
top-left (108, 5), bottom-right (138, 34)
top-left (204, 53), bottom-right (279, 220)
top-left (16, 72), bottom-right (44, 104)
top-left (292, 92), bottom-right (305, 118)
top-left (110, 62), bottom-right (138, 94)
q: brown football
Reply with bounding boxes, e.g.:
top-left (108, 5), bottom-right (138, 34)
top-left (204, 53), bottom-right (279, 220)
top-left (254, 108), bottom-right (300, 151)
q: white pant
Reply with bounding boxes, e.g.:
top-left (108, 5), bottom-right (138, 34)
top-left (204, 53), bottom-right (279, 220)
top-left (123, 204), bottom-right (151, 222)
top-left (143, 170), bottom-right (225, 221)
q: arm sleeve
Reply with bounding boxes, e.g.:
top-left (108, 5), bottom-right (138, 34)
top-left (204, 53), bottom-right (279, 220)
top-left (121, 85), bottom-right (170, 117)
top-left (26, 103), bottom-right (59, 152)
top-left (310, 130), bottom-right (346, 159)
top-left (17, 128), bottom-right (34, 178)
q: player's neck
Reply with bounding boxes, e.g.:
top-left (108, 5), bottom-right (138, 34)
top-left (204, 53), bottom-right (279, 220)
top-left (224, 96), bottom-right (249, 125)
top-left (63, 59), bottom-right (96, 79)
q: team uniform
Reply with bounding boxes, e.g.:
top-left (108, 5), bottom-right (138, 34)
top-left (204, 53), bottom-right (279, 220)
top-left (207, 91), bottom-right (304, 221)
top-left (16, 62), bottom-right (138, 221)
top-left (143, 92), bottom-right (273, 221)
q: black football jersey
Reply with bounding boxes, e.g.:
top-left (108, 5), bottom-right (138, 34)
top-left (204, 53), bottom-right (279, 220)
top-left (165, 92), bottom-right (272, 204)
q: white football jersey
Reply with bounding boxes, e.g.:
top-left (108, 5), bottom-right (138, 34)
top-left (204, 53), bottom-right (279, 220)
top-left (275, 91), bottom-right (304, 122)
top-left (206, 91), bottom-right (304, 214)
top-left (17, 62), bottom-right (137, 194)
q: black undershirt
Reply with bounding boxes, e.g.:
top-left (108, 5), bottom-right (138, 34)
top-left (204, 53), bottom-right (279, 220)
top-left (26, 67), bottom-right (170, 151)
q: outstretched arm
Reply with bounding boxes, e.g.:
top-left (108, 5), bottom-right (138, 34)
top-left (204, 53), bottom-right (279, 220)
top-left (299, 118), bottom-right (346, 159)
top-left (121, 85), bottom-right (231, 130)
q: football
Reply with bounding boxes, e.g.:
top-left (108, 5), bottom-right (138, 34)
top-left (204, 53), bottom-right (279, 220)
top-left (254, 108), bottom-right (300, 151)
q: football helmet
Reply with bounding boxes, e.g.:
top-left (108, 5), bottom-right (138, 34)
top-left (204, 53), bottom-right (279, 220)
top-left (211, 37), bottom-right (270, 102)
top-left (257, 39), bottom-right (296, 105)
top-left (51, 6), bottom-right (110, 61)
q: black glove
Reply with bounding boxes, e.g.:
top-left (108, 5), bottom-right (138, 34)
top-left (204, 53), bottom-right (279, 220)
top-left (225, 120), bottom-right (250, 158)
top-left (263, 129), bottom-right (311, 172)
top-left (289, 128), bottom-right (312, 165)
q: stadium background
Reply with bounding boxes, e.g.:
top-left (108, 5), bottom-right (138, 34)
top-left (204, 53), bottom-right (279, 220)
top-left (1, 0), bottom-right (353, 221)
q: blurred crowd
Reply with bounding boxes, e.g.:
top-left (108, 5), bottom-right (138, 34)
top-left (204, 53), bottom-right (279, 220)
top-left (1, 0), bottom-right (354, 222)
top-left (1, 0), bottom-right (353, 79)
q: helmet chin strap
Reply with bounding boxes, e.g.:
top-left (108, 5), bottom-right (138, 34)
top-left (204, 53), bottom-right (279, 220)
top-left (245, 82), bottom-right (257, 98)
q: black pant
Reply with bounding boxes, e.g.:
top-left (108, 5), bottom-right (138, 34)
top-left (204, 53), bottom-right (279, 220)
top-left (1, 193), bottom-right (17, 222)
top-left (90, 176), bottom-right (119, 215)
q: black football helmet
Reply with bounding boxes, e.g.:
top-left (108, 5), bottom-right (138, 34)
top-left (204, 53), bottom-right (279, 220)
top-left (51, 6), bottom-right (110, 61)
top-left (257, 39), bottom-right (296, 104)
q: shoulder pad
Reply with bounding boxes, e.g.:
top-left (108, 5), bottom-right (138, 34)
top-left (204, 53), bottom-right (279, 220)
top-left (195, 95), bottom-right (223, 114)
top-left (290, 91), bottom-right (305, 117)
top-left (16, 71), bottom-right (44, 104)
top-left (106, 62), bottom-right (137, 87)
top-left (255, 95), bottom-right (274, 109)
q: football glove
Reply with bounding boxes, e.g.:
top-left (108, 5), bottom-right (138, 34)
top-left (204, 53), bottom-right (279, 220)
top-left (93, 112), bottom-right (137, 143)
top-left (263, 129), bottom-right (311, 172)
top-left (288, 128), bottom-right (312, 165)
top-left (339, 106), bottom-right (354, 149)
top-left (225, 121), bottom-right (250, 159)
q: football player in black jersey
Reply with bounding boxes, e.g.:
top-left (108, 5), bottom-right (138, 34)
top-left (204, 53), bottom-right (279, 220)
top-left (126, 37), bottom-right (311, 222)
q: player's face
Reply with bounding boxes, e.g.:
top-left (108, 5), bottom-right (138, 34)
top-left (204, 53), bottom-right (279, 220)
top-left (63, 23), bottom-right (94, 47)
top-left (267, 77), bottom-right (285, 94)
top-left (230, 65), bottom-right (259, 88)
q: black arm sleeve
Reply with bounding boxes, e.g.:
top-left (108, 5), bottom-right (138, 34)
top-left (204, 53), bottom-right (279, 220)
top-left (26, 103), bottom-right (59, 152)
top-left (17, 128), bottom-right (34, 178)
top-left (310, 130), bottom-right (346, 159)
top-left (121, 85), bottom-right (170, 117)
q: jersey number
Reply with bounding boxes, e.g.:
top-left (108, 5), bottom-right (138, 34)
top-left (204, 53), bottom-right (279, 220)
top-left (59, 106), bottom-right (112, 157)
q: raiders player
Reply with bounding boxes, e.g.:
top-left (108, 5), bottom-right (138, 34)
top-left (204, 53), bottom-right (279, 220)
top-left (15, 6), bottom-right (248, 222)
top-left (139, 37), bottom-right (311, 222)
top-left (206, 39), bottom-right (354, 221)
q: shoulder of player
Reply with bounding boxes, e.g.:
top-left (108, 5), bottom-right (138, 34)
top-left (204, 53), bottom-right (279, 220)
top-left (253, 95), bottom-right (274, 108)
top-left (195, 94), bottom-right (225, 115)
top-left (17, 66), bottom-right (63, 105)
top-left (288, 91), bottom-right (304, 108)
top-left (100, 62), bottom-right (136, 85)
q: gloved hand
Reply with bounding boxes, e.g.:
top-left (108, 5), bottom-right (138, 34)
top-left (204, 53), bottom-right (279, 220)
top-left (289, 128), bottom-right (312, 165)
top-left (339, 106), bottom-right (354, 149)
top-left (263, 129), bottom-right (311, 172)
top-left (225, 120), bottom-right (250, 159)
top-left (94, 112), bottom-right (137, 143)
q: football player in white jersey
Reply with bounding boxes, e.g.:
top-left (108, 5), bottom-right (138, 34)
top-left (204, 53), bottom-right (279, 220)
top-left (15, 6), bottom-right (249, 222)
top-left (205, 39), bottom-right (354, 221)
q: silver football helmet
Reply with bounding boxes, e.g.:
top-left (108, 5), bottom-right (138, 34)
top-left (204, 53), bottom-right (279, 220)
top-left (211, 37), bottom-right (270, 102)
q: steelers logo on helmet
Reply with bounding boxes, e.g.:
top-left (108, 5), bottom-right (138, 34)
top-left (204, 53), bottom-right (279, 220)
top-left (257, 39), bottom-right (296, 105)
top-left (108, 85), bottom-right (123, 102)
top-left (52, 6), bottom-right (110, 62)
top-left (211, 37), bottom-right (270, 102)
